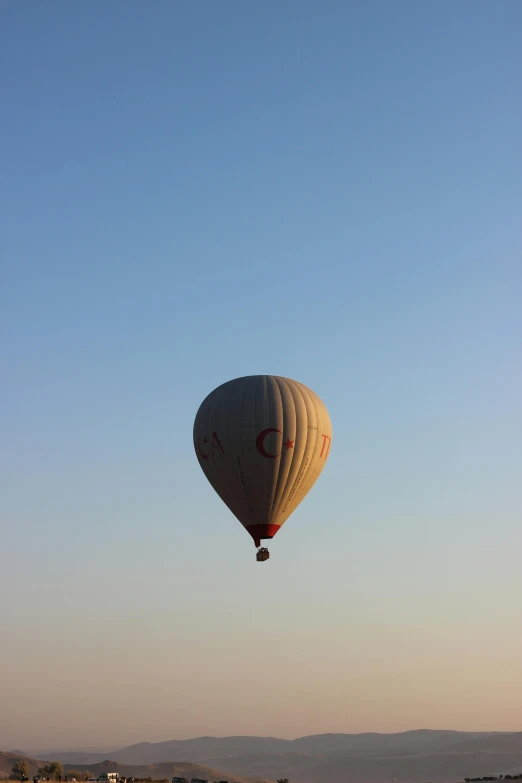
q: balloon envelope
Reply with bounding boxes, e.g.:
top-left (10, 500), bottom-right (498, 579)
top-left (193, 375), bottom-right (332, 546)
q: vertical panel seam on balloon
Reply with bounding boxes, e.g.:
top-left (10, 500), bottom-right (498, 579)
top-left (250, 374), bottom-right (259, 516)
top-left (237, 375), bottom-right (254, 514)
top-left (271, 377), bottom-right (306, 521)
top-left (292, 387), bottom-right (331, 514)
top-left (282, 383), bottom-right (322, 518)
top-left (266, 375), bottom-right (283, 521)
top-left (278, 379), bottom-right (314, 519)
top-left (275, 379), bottom-right (311, 520)
top-left (261, 374), bottom-right (272, 524)
top-left (218, 379), bottom-right (242, 524)
top-left (269, 375), bottom-right (296, 522)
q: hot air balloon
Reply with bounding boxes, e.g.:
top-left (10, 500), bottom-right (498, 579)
top-left (193, 375), bottom-right (332, 561)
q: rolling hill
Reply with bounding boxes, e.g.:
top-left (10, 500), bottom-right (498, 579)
top-left (42, 732), bottom-right (508, 767)
top-left (0, 751), bottom-right (274, 783)
top-left (443, 734), bottom-right (522, 756)
top-left (8, 731), bottom-right (522, 783)
top-left (0, 751), bottom-right (41, 778)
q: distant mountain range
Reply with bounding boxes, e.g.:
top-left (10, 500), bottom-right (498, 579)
top-left (7, 730), bottom-right (522, 783)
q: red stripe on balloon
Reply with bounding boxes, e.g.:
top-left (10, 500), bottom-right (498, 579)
top-left (246, 523), bottom-right (281, 547)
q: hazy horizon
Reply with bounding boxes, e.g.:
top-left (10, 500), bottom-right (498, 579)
top-left (6, 722), bottom-right (522, 756)
top-left (13, 727), bottom-right (522, 757)
top-left (2, 0), bottom-right (521, 754)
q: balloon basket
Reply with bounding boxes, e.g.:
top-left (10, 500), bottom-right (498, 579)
top-left (256, 547), bottom-right (270, 562)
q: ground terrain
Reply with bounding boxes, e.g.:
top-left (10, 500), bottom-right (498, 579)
top-left (5, 731), bottom-right (522, 783)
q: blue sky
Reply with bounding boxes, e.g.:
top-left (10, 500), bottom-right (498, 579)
top-left (2, 0), bottom-right (521, 748)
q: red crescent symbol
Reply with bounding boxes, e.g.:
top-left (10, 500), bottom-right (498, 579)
top-left (197, 436), bottom-right (209, 461)
top-left (256, 428), bottom-right (282, 459)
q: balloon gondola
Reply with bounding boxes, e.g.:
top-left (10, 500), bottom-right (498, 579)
top-left (193, 375), bottom-right (332, 560)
